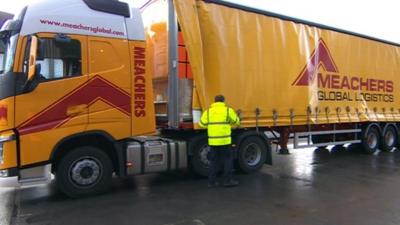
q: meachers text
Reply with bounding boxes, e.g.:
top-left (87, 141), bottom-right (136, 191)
top-left (316, 73), bottom-right (394, 102)
top-left (133, 47), bottom-right (146, 117)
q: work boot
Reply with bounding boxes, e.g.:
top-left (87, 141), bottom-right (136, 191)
top-left (208, 182), bottom-right (219, 188)
top-left (223, 180), bottom-right (239, 188)
top-left (279, 148), bottom-right (290, 155)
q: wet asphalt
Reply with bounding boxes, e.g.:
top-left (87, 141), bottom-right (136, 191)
top-left (3, 145), bottom-right (400, 225)
top-left (0, 181), bottom-right (15, 225)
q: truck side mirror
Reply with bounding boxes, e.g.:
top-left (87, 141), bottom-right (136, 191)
top-left (27, 36), bottom-right (38, 81)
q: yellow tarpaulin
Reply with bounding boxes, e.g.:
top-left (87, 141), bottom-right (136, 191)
top-left (174, 0), bottom-right (400, 128)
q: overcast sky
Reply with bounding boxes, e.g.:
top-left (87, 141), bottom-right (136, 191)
top-left (1, 0), bottom-right (399, 43)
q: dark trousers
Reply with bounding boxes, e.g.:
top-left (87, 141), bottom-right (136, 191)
top-left (208, 145), bottom-right (233, 184)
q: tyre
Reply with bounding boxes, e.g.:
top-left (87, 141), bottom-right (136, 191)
top-left (331, 145), bottom-right (346, 153)
top-left (311, 135), bottom-right (331, 149)
top-left (189, 135), bottom-right (210, 177)
top-left (55, 146), bottom-right (113, 198)
top-left (237, 136), bottom-right (267, 173)
top-left (361, 125), bottom-right (380, 154)
top-left (313, 147), bottom-right (330, 156)
top-left (347, 143), bottom-right (362, 153)
top-left (380, 125), bottom-right (397, 152)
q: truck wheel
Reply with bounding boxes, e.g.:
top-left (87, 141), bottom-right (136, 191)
top-left (347, 143), bottom-right (362, 153)
top-left (311, 135), bottom-right (331, 149)
top-left (361, 126), bottom-right (380, 154)
top-left (56, 146), bottom-right (113, 198)
top-left (238, 136), bottom-right (267, 173)
top-left (331, 145), bottom-right (346, 153)
top-left (381, 126), bottom-right (397, 152)
top-left (189, 136), bottom-right (210, 177)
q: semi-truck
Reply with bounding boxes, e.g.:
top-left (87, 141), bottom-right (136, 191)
top-left (0, 0), bottom-right (399, 197)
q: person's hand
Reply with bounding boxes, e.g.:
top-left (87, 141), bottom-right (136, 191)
top-left (236, 109), bottom-right (242, 119)
top-left (234, 109), bottom-right (242, 129)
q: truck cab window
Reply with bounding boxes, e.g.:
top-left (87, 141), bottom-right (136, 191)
top-left (36, 38), bottom-right (81, 80)
top-left (0, 33), bottom-right (18, 74)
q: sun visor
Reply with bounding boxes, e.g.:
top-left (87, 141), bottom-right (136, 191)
top-left (83, 0), bottom-right (130, 17)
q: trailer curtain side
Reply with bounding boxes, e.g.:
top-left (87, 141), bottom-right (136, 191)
top-left (174, 0), bottom-right (400, 129)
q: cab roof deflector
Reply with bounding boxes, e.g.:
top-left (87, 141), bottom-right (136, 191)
top-left (83, 0), bottom-right (130, 17)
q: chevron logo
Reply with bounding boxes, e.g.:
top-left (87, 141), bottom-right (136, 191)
top-left (291, 39), bottom-right (394, 102)
top-left (17, 76), bottom-right (131, 136)
top-left (292, 39), bottom-right (339, 86)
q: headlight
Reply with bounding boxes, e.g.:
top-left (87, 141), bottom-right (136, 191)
top-left (0, 135), bottom-right (15, 143)
top-left (0, 134), bottom-right (15, 165)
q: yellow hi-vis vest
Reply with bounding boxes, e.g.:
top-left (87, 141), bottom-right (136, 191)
top-left (199, 102), bottom-right (240, 146)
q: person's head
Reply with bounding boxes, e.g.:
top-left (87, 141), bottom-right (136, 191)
top-left (214, 95), bottom-right (225, 103)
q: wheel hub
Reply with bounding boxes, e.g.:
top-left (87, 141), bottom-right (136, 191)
top-left (199, 145), bottom-right (211, 167)
top-left (367, 133), bottom-right (378, 149)
top-left (80, 167), bottom-right (94, 179)
top-left (70, 158), bottom-right (102, 187)
top-left (244, 143), bottom-right (262, 167)
top-left (385, 130), bottom-right (395, 147)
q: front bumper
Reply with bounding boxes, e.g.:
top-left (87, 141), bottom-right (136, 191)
top-left (0, 130), bottom-right (17, 170)
top-left (0, 167), bottom-right (18, 177)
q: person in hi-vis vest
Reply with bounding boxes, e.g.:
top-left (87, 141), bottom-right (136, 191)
top-left (199, 95), bottom-right (240, 187)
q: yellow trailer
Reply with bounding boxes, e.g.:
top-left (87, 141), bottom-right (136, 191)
top-left (177, 0), bottom-right (400, 128)
top-left (146, 0), bottom-right (400, 158)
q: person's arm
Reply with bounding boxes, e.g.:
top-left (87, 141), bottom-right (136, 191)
top-left (199, 109), bottom-right (209, 128)
top-left (228, 108), bottom-right (240, 127)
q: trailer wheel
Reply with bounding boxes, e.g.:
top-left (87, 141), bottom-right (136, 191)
top-left (56, 146), bottom-right (113, 198)
top-left (238, 136), bottom-right (267, 173)
top-left (361, 126), bottom-right (380, 154)
top-left (347, 143), bottom-right (362, 153)
top-left (311, 135), bottom-right (331, 149)
top-left (381, 126), bottom-right (397, 152)
top-left (189, 135), bottom-right (210, 177)
top-left (331, 145), bottom-right (346, 153)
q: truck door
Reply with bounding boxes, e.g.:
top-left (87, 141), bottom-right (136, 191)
top-left (86, 36), bottom-right (132, 139)
top-left (15, 33), bottom-right (88, 167)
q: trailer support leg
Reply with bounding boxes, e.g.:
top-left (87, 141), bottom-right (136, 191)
top-left (278, 127), bottom-right (290, 155)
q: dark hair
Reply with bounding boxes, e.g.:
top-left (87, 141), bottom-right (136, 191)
top-left (215, 95), bottom-right (225, 102)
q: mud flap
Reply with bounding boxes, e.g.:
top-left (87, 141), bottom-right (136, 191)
top-left (265, 139), bottom-right (273, 165)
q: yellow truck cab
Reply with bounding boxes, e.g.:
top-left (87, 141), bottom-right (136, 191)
top-left (0, 0), bottom-right (162, 195)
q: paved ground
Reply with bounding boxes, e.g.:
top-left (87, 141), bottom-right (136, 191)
top-left (0, 177), bottom-right (17, 225)
top-left (3, 146), bottom-right (400, 225)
